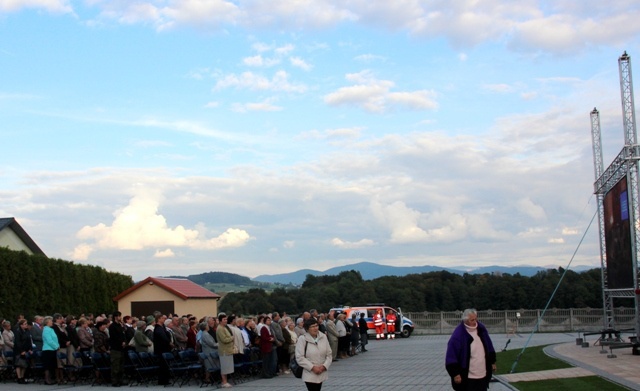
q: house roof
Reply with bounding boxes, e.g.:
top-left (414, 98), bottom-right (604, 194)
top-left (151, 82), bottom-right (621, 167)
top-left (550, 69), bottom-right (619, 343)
top-left (0, 217), bottom-right (46, 256)
top-left (113, 276), bottom-right (221, 301)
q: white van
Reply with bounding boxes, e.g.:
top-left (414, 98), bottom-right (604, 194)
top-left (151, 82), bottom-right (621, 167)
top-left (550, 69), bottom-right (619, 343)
top-left (329, 305), bottom-right (415, 338)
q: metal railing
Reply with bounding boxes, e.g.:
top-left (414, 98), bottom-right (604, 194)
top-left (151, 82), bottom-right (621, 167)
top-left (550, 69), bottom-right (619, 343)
top-left (406, 308), bottom-right (637, 335)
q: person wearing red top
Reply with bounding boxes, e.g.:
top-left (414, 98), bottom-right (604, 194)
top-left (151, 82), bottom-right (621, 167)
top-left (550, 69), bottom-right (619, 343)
top-left (186, 319), bottom-right (198, 350)
top-left (386, 311), bottom-right (397, 339)
top-left (373, 309), bottom-right (385, 340)
top-left (260, 317), bottom-right (276, 378)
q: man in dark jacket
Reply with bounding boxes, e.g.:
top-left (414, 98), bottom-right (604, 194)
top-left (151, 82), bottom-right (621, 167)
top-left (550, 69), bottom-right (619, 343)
top-left (52, 313), bottom-right (70, 384)
top-left (30, 315), bottom-right (44, 351)
top-left (358, 313), bottom-right (368, 352)
top-left (445, 309), bottom-right (496, 391)
top-left (13, 319), bottom-right (33, 384)
top-left (153, 314), bottom-right (173, 385)
top-left (108, 311), bottom-right (127, 387)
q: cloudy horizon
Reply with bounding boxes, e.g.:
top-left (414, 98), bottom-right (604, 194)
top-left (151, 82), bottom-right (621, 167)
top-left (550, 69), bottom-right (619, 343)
top-left (1, 1), bottom-right (639, 280)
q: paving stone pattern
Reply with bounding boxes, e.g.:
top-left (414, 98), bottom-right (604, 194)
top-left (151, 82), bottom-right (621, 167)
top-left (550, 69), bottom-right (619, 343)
top-left (0, 332), bottom-right (605, 390)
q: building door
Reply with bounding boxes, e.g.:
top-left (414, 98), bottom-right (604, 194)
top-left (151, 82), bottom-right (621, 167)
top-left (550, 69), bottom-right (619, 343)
top-left (131, 301), bottom-right (175, 319)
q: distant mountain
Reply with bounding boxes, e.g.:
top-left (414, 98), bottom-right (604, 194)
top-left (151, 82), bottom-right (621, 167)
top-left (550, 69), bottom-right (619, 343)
top-left (252, 262), bottom-right (598, 285)
top-left (253, 262), bottom-right (460, 285)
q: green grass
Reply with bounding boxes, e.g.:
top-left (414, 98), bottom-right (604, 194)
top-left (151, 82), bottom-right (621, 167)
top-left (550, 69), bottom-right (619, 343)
top-left (497, 345), bottom-right (631, 390)
top-left (511, 376), bottom-right (631, 390)
top-left (496, 344), bottom-right (572, 374)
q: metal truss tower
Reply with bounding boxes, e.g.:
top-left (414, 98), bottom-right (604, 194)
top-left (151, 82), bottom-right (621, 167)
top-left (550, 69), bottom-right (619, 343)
top-left (619, 52), bottom-right (640, 339)
top-left (592, 52), bottom-right (640, 338)
top-left (590, 109), bottom-right (614, 328)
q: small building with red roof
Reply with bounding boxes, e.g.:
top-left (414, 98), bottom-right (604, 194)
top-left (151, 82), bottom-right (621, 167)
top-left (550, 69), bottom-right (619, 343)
top-left (113, 277), bottom-right (221, 319)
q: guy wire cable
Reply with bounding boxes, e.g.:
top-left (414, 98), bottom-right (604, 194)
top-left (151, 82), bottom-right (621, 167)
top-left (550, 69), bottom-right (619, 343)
top-left (509, 208), bottom-right (597, 374)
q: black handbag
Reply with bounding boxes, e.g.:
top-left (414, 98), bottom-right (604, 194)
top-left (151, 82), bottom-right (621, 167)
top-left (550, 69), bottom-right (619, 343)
top-left (290, 340), bottom-right (308, 378)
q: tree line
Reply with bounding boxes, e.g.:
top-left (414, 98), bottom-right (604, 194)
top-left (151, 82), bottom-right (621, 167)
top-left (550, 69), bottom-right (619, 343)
top-left (168, 271), bottom-right (254, 286)
top-left (0, 247), bottom-right (133, 321)
top-left (219, 267), bottom-right (605, 315)
top-left (0, 245), bottom-right (609, 321)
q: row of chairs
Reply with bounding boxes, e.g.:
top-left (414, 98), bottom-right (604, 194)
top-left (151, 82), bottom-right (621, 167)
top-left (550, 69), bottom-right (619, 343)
top-left (1, 347), bottom-right (265, 387)
top-left (0, 349), bottom-right (100, 385)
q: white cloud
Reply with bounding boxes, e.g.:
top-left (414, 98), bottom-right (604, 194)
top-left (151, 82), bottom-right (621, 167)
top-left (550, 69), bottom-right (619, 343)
top-left (274, 43), bottom-right (294, 56)
top-left (289, 56), bottom-right (312, 71)
top-left (132, 118), bottom-right (237, 140)
top-left (324, 70), bottom-right (438, 113)
top-left (371, 199), bottom-right (433, 243)
top-left (157, 0), bottom-right (240, 31)
top-left (238, 0), bottom-right (357, 29)
top-left (548, 238), bottom-right (565, 244)
top-left (483, 83), bottom-right (513, 93)
top-left (78, 2), bottom-right (640, 55)
top-left (299, 127), bottom-right (364, 140)
top-left (562, 227), bottom-right (580, 235)
top-left (331, 237), bottom-right (375, 249)
top-left (214, 70), bottom-right (307, 93)
top-left (283, 240), bottom-right (295, 248)
top-left (242, 54), bottom-right (280, 67)
top-left (509, 11), bottom-right (640, 54)
top-left (516, 197), bottom-right (547, 221)
top-left (72, 188), bottom-right (252, 260)
top-left (354, 54), bottom-right (386, 62)
top-left (0, 0), bottom-right (72, 13)
top-left (71, 242), bottom-right (93, 261)
top-left (231, 98), bottom-right (283, 112)
top-left (154, 248), bottom-right (175, 258)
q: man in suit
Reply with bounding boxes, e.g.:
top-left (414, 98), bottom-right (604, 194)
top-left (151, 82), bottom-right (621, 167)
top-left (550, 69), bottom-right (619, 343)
top-left (30, 315), bottom-right (44, 351)
top-left (108, 311), bottom-right (127, 387)
top-left (153, 314), bottom-right (173, 386)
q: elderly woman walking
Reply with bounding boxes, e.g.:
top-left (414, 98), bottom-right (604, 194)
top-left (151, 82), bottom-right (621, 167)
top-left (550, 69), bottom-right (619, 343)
top-left (445, 309), bottom-right (497, 391)
top-left (295, 318), bottom-right (332, 391)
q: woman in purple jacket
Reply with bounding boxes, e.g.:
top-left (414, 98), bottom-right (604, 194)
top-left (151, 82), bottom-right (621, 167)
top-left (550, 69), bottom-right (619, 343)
top-left (445, 309), bottom-right (496, 391)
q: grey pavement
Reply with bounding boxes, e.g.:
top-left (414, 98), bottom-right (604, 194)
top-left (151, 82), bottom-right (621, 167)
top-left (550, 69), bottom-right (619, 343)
top-left (0, 332), bottom-right (622, 390)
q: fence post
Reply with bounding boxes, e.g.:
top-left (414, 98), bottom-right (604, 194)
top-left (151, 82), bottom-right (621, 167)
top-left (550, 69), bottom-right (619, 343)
top-left (537, 309), bottom-right (541, 332)
top-left (570, 308), bottom-right (574, 331)
top-left (504, 311), bottom-right (508, 334)
top-left (440, 311), bottom-right (444, 334)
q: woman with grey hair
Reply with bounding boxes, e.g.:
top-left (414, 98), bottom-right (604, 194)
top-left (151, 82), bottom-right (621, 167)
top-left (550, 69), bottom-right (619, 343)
top-left (294, 318), bottom-right (305, 337)
top-left (42, 316), bottom-right (60, 385)
top-left (200, 322), bottom-right (218, 384)
top-left (1, 320), bottom-right (14, 357)
top-left (445, 309), bottom-right (497, 391)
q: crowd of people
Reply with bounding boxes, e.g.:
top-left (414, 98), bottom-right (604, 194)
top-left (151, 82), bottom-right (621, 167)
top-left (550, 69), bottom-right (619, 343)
top-left (0, 307), bottom-right (373, 389)
top-left (2, 307), bottom-right (497, 390)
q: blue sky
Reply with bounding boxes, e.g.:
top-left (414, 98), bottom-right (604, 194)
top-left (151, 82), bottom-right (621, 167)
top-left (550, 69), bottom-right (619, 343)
top-left (1, 0), bottom-right (639, 281)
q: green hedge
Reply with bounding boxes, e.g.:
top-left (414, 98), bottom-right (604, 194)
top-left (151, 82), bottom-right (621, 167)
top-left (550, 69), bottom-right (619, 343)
top-left (0, 247), bottom-right (133, 320)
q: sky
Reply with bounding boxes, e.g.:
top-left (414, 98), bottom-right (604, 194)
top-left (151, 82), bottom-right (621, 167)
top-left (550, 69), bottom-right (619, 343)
top-left (1, 1), bottom-right (640, 281)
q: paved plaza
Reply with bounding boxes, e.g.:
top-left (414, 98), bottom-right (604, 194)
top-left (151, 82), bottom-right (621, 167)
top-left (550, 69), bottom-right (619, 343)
top-left (0, 332), bottom-right (603, 390)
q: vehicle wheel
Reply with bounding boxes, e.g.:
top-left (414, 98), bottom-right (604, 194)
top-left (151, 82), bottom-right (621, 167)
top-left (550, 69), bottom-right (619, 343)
top-left (401, 326), bottom-right (412, 338)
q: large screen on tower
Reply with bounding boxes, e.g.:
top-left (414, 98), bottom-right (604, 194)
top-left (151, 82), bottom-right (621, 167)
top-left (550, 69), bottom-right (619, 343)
top-left (603, 176), bottom-right (635, 289)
